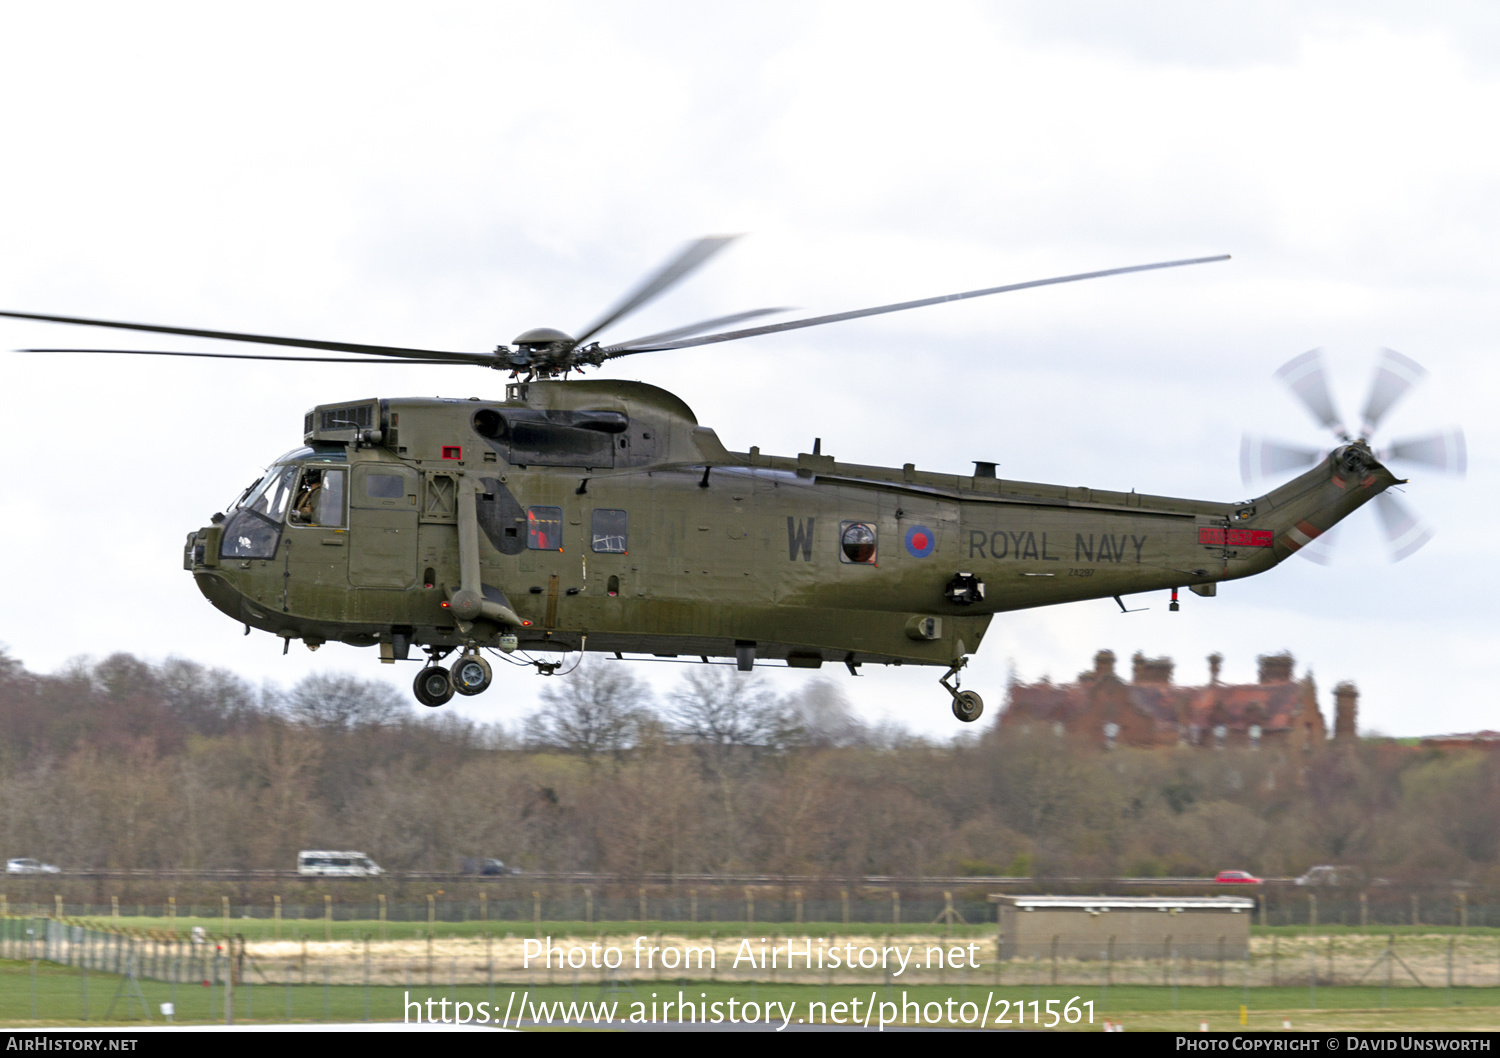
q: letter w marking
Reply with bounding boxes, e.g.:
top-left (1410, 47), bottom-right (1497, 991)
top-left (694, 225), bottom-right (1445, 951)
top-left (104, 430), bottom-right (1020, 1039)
top-left (787, 516), bottom-right (815, 561)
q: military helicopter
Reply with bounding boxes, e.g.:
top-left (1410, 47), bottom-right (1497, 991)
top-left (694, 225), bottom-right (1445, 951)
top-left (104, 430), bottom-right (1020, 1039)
top-left (1, 239), bottom-right (1417, 721)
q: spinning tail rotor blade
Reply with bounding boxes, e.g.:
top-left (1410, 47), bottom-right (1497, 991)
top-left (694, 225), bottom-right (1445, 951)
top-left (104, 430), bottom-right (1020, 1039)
top-left (1274, 349), bottom-right (1347, 437)
top-left (1297, 522), bottom-right (1340, 566)
top-left (1385, 428), bottom-right (1467, 476)
top-left (572, 236), bottom-right (740, 346)
top-left (1374, 491), bottom-right (1433, 562)
top-left (1239, 435), bottom-right (1322, 484)
top-left (1360, 348), bottom-right (1426, 437)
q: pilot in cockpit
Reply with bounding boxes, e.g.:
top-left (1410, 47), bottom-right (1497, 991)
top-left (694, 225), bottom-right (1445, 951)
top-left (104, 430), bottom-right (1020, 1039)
top-left (292, 469), bottom-right (322, 524)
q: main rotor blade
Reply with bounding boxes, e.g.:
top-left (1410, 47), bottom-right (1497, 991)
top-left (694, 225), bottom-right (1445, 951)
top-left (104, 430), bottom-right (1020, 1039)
top-left (1384, 428), bottom-right (1467, 475)
top-left (0, 310), bottom-right (490, 364)
top-left (19, 348), bottom-right (475, 364)
top-left (600, 254), bottom-right (1231, 355)
top-left (1239, 435), bottom-right (1322, 485)
top-left (1373, 491), bottom-right (1433, 562)
top-left (1273, 349), bottom-right (1347, 437)
top-left (1360, 348), bottom-right (1426, 436)
top-left (606, 307), bottom-right (791, 352)
top-left (572, 235), bottom-right (739, 346)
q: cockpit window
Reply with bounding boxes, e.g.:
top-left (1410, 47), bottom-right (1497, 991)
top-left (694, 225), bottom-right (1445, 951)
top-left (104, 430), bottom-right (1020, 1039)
top-left (290, 467), bottom-right (346, 528)
top-left (221, 465), bottom-right (297, 558)
top-left (242, 465), bottom-right (297, 520)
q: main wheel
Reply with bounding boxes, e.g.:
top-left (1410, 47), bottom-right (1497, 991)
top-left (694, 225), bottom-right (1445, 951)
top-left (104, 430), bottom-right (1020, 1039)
top-left (952, 690), bottom-right (984, 723)
top-left (450, 654), bottom-right (493, 696)
top-left (413, 665), bottom-right (455, 707)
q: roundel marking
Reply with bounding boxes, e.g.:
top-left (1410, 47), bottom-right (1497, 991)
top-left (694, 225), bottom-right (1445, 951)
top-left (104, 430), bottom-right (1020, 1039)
top-left (905, 525), bottom-right (936, 558)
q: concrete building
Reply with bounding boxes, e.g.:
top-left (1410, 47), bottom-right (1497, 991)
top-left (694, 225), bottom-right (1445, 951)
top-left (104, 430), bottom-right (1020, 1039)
top-left (990, 895), bottom-right (1255, 960)
top-left (999, 650), bottom-right (1354, 751)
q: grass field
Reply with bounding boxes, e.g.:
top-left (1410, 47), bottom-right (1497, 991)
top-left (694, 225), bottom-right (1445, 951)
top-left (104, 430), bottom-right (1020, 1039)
top-left (3, 957), bottom-right (1499, 1030)
top-left (43, 915), bottom-right (998, 942)
top-left (42, 914), bottom-right (1500, 943)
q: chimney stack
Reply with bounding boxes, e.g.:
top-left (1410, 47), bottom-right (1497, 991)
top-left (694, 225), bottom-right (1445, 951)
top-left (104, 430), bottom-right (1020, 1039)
top-left (1257, 653), bottom-right (1294, 684)
top-left (1334, 682), bottom-right (1359, 740)
top-left (1094, 649), bottom-right (1116, 679)
top-left (1208, 653), bottom-right (1223, 685)
top-left (1132, 651), bottom-right (1175, 684)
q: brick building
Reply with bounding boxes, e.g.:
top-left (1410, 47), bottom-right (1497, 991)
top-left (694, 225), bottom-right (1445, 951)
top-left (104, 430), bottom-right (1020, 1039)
top-left (999, 649), bottom-right (1357, 751)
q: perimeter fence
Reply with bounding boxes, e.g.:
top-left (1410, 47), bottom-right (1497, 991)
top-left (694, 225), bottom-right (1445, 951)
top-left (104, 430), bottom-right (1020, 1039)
top-left (6, 914), bottom-right (1500, 991)
top-left (3, 888), bottom-right (1497, 930)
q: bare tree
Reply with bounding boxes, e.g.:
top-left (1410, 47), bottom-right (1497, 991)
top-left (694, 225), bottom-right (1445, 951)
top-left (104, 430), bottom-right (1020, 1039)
top-left (280, 671), bottom-right (408, 729)
top-left (667, 666), bottom-right (795, 748)
top-left (783, 679), bottom-right (867, 747)
top-left (525, 658), bottom-right (653, 757)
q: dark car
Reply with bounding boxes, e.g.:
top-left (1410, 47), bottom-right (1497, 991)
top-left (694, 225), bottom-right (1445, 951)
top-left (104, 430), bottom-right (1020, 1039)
top-left (460, 857), bottom-right (521, 876)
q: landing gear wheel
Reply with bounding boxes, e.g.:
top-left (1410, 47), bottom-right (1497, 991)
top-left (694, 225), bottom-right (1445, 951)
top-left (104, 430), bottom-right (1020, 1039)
top-left (413, 665), bottom-right (455, 707)
top-left (951, 690), bottom-right (984, 723)
top-left (450, 654), bottom-right (493, 696)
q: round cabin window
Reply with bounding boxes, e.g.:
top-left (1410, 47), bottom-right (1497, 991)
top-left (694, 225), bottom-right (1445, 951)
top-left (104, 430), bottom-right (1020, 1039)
top-left (841, 522), bottom-right (877, 563)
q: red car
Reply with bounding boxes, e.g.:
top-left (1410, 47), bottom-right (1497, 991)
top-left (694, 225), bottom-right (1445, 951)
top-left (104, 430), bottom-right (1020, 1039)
top-left (1214, 870), bottom-right (1262, 884)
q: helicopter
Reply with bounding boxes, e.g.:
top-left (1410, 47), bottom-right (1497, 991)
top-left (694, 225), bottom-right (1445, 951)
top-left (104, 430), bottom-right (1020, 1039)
top-left (1, 238), bottom-right (1426, 721)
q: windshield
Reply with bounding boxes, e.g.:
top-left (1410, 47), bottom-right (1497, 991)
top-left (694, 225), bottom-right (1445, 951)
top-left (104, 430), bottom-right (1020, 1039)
top-left (242, 466), bottom-right (297, 521)
top-left (221, 465), bottom-right (298, 559)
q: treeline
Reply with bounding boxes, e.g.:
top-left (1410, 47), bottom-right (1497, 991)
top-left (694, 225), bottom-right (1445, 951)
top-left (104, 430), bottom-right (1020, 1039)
top-left (0, 648), bottom-right (1497, 884)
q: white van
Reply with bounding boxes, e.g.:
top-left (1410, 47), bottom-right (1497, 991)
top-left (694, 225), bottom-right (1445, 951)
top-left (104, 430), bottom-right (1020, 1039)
top-left (296, 850), bottom-right (383, 877)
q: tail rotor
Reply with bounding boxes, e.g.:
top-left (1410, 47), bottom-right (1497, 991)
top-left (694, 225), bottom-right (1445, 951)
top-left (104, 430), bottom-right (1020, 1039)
top-left (1241, 348), bottom-right (1463, 563)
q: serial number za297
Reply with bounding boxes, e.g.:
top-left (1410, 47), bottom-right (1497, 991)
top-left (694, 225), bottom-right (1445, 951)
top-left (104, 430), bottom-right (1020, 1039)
top-left (995, 997), bottom-right (1093, 1026)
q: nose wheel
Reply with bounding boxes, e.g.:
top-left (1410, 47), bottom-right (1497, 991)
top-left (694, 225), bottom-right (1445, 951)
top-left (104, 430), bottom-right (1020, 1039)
top-left (413, 665), bottom-right (455, 707)
top-left (450, 654), bottom-right (493, 696)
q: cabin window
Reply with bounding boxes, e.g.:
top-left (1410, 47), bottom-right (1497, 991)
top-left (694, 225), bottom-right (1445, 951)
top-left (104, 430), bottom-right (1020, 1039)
top-left (839, 521), bottom-right (877, 563)
top-left (366, 473), bottom-right (405, 500)
top-left (526, 506), bottom-right (563, 550)
top-left (591, 509), bottom-right (628, 553)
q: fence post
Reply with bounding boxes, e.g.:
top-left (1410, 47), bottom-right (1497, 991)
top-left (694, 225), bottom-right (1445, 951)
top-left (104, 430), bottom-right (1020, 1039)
top-left (586, 888), bottom-right (594, 924)
top-left (55, 894), bottom-right (63, 919)
top-left (111, 896), bottom-right (119, 924)
top-left (744, 888), bottom-right (753, 926)
top-left (1360, 892), bottom-right (1368, 928)
top-left (480, 891), bottom-right (487, 923)
top-left (429, 893), bottom-right (436, 929)
top-left (325, 894), bottom-right (332, 941)
top-left (364, 934), bottom-right (371, 1022)
top-left (1458, 891), bottom-right (1467, 929)
top-left (533, 891), bottom-right (541, 927)
top-left (1272, 935), bottom-right (1278, 987)
top-left (1050, 934), bottom-right (1058, 985)
top-left (841, 890), bottom-right (849, 926)
top-left (1411, 893), bottom-right (1420, 926)
top-left (378, 894), bottom-right (386, 940)
top-left (639, 888), bottom-right (647, 923)
top-left (1308, 893), bottom-right (1317, 928)
top-left (688, 889), bottom-right (695, 924)
top-left (892, 890), bottom-right (900, 926)
top-left (168, 895), bottom-right (175, 928)
top-left (1258, 894), bottom-right (1266, 928)
top-left (795, 889), bottom-right (803, 926)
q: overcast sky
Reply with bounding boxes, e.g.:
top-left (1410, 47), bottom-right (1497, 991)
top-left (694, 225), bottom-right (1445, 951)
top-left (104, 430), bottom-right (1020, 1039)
top-left (2, 2), bottom-right (1496, 739)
